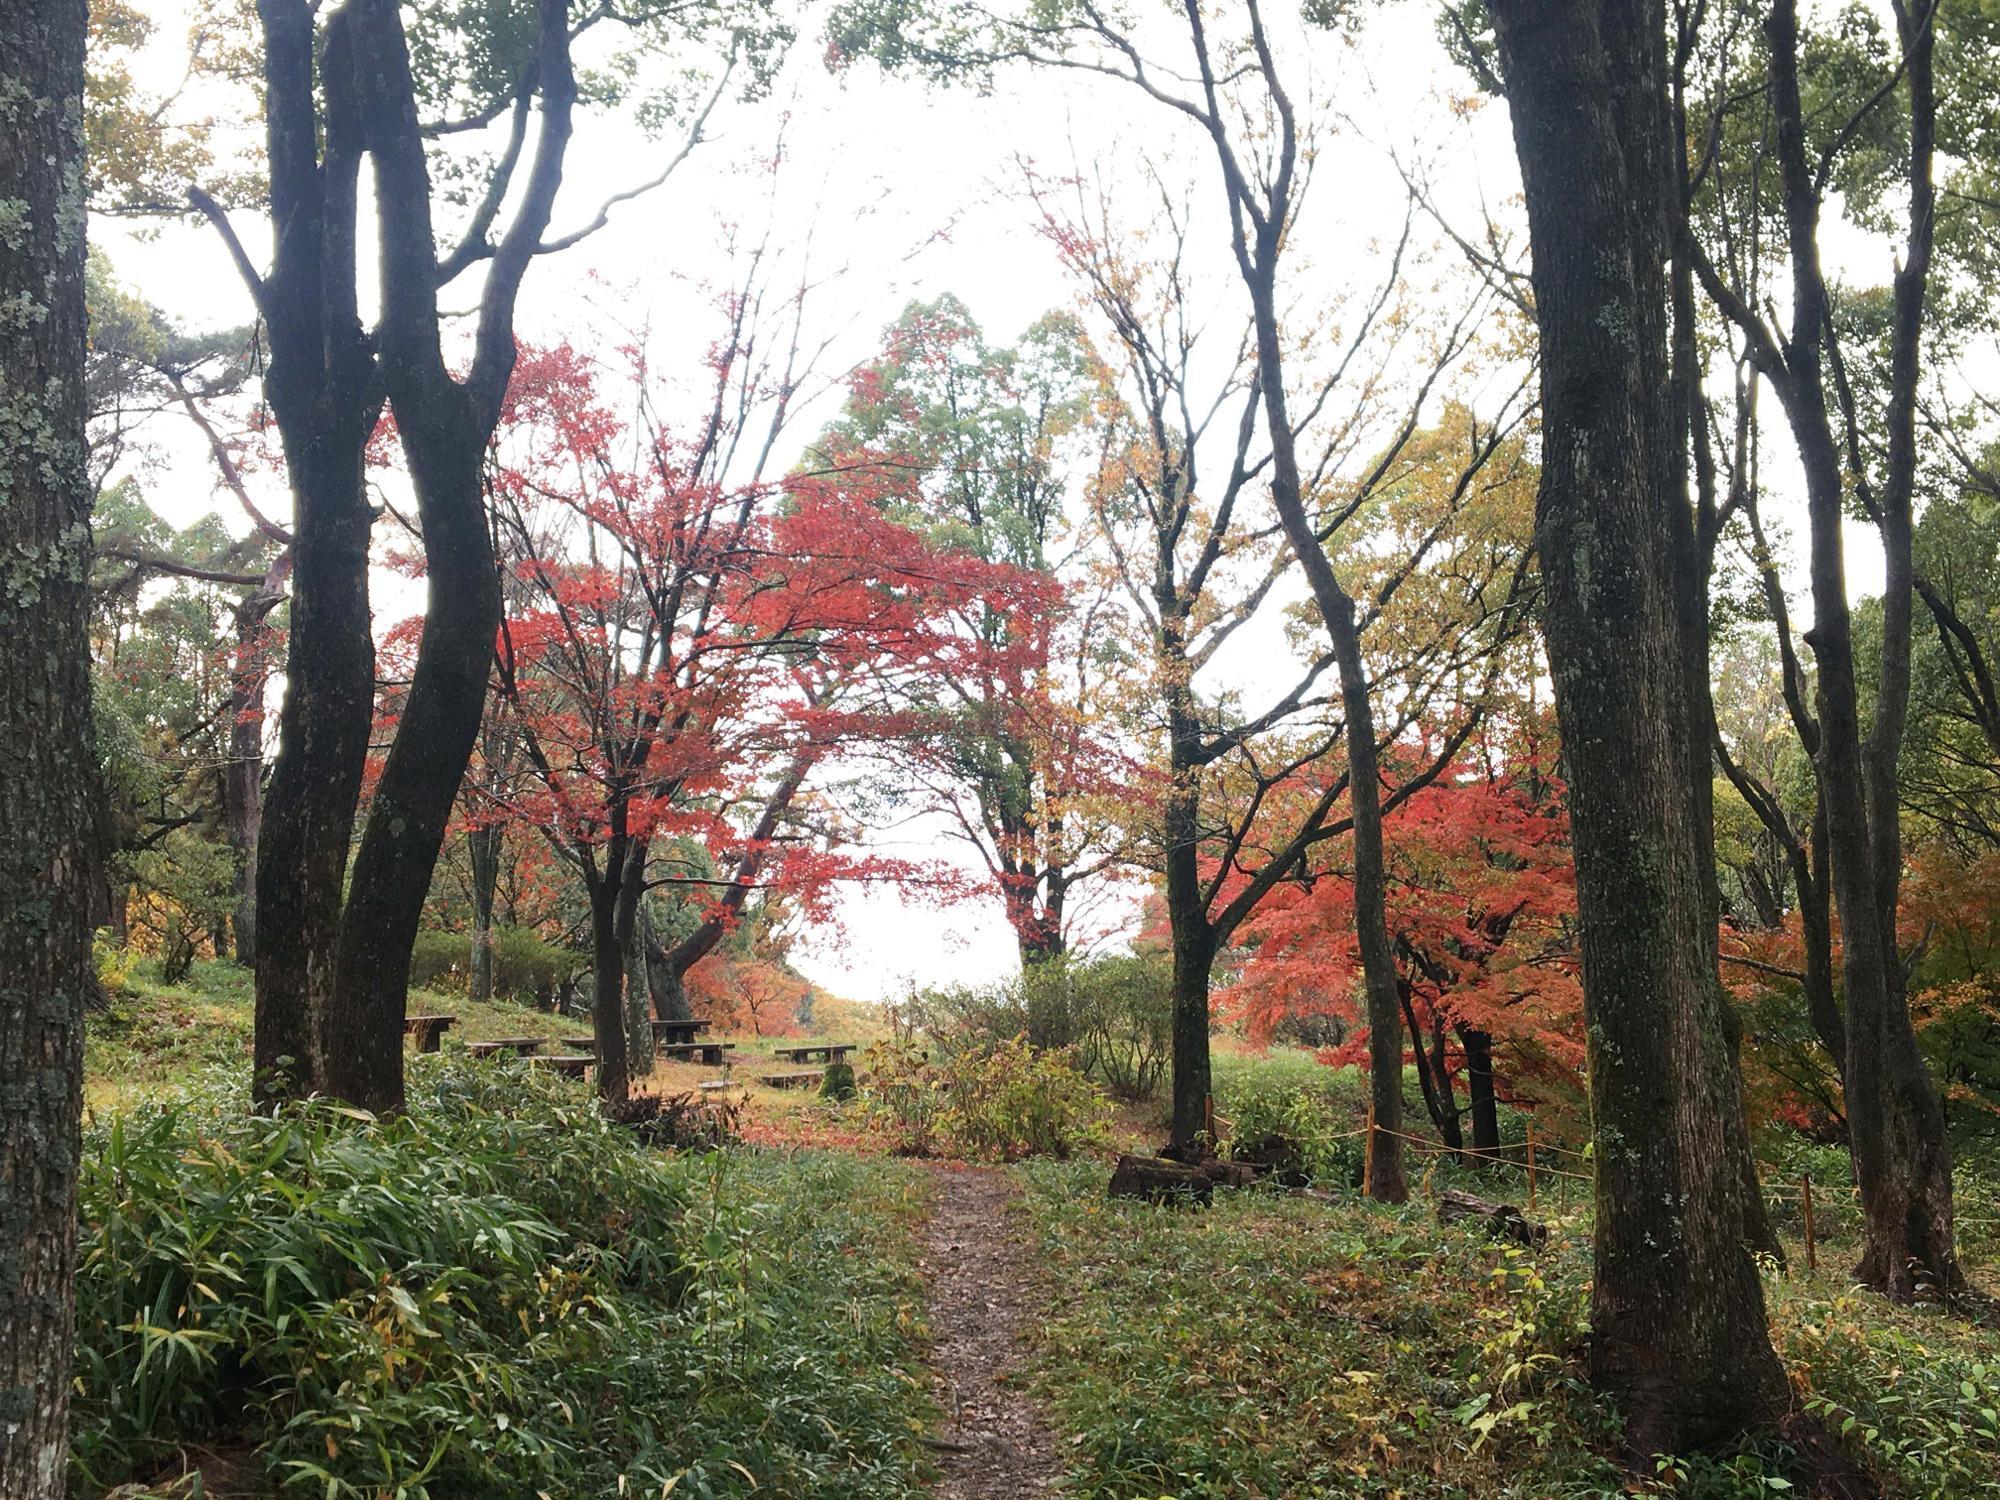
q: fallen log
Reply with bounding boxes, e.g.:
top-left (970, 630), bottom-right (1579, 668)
top-left (1437, 1188), bottom-right (1548, 1247)
top-left (1196, 1158), bottom-right (1261, 1189)
top-left (1107, 1153), bottom-right (1212, 1205)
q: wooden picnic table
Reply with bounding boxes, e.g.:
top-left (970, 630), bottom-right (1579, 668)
top-left (530, 1054), bottom-right (593, 1080)
top-left (404, 1014), bottom-right (456, 1052)
top-left (466, 1037), bottom-right (549, 1059)
top-left (649, 1018), bottom-right (708, 1044)
top-left (771, 1042), bottom-right (855, 1064)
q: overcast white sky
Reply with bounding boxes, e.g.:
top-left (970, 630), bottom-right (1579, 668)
top-left (95, 0), bottom-right (1904, 1002)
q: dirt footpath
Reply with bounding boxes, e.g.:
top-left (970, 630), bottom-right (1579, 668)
top-left (919, 1165), bottom-right (1064, 1498)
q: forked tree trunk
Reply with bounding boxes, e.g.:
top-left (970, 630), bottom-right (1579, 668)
top-left (244, 0), bottom-right (575, 1113)
top-left (1757, 0), bottom-right (1957, 1301)
top-left (0, 5), bottom-right (93, 1490)
top-left (1489, 0), bottom-right (1793, 1456)
top-left (250, 1), bottom-right (383, 1107)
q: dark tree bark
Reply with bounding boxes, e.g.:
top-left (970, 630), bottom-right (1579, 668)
top-left (319, 0), bottom-right (574, 1113)
top-left (0, 2), bottom-right (93, 1489)
top-left (1768, 0), bottom-right (1955, 1302)
top-left (467, 821), bottom-right (503, 1005)
top-left (1489, 0), bottom-right (1794, 1456)
top-left (1176, 0), bottom-right (1407, 1202)
top-left (1164, 757), bottom-right (1217, 1153)
top-left (242, 0), bottom-right (382, 1105)
top-left (1460, 1026), bottom-right (1500, 1157)
top-left (1694, 0), bottom-right (1957, 1298)
top-left (201, 0), bottom-right (581, 1112)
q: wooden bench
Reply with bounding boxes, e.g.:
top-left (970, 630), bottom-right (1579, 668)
top-left (658, 1041), bottom-right (736, 1066)
top-left (466, 1037), bottom-right (549, 1059)
top-left (697, 1079), bottom-right (738, 1093)
top-left (405, 1014), bottom-right (456, 1053)
top-left (756, 1069), bottom-right (824, 1089)
top-left (560, 1035), bottom-right (597, 1052)
top-left (529, 1054), bottom-right (593, 1079)
top-left (771, 1042), bottom-right (855, 1064)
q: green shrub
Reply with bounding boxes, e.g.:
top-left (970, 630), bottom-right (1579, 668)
top-left (1218, 1067), bottom-right (1368, 1185)
top-left (821, 1059), bottom-right (858, 1101)
top-left (409, 925), bottom-right (582, 1004)
top-left (901, 954), bottom-right (1172, 1097)
top-left (490, 924), bottom-right (582, 1004)
top-left (70, 1058), bottom-right (932, 1498)
top-left (861, 1036), bottom-right (1110, 1160)
top-left (406, 927), bottom-right (467, 993)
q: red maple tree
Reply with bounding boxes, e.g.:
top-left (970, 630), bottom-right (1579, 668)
top-left (1227, 721), bottom-right (1583, 1154)
top-left (485, 333), bottom-right (1045, 1098)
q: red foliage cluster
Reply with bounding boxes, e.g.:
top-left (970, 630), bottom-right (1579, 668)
top-left (1225, 732), bottom-right (1584, 1126)
top-left (485, 338), bottom-right (1057, 938)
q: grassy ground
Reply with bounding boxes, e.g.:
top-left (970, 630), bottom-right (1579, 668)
top-left (1014, 1159), bottom-right (2000, 1499)
top-left (81, 960), bottom-right (2000, 1497)
top-left (88, 956), bottom-right (891, 1111)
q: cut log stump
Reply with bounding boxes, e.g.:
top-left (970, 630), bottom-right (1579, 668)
top-left (1231, 1132), bottom-right (1309, 1187)
top-left (1107, 1153), bottom-right (1213, 1205)
top-left (1438, 1188), bottom-right (1548, 1246)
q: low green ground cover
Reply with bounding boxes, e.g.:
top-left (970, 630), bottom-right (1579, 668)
top-left (69, 1058), bottom-right (936, 1498)
top-left (1015, 1158), bottom-right (2000, 1499)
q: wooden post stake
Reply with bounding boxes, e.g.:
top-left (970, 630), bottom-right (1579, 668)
top-left (1801, 1173), bottom-right (1817, 1272)
top-left (1362, 1097), bottom-right (1376, 1199)
top-left (1526, 1121), bottom-right (1538, 1215)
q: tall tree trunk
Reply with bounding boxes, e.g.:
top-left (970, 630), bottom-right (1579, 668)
top-left (318, 0), bottom-right (527, 1112)
top-left (250, 1), bottom-right (381, 1107)
top-left (467, 822), bottom-right (502, 1005)
top-left (1756, 0), bottom-right (1956, 1300)
top-left (325, 435), bottom-right (499, 1111)
top-left (1246, 300), bottom-right (1408, 1202)
top-left (1668, 43), bottom-right (1782, 1267)
top-left (624, 897), bottom-right (654, 1079)
top-left (1489, 0), bottom-right (1793, 1455)
top-left (0, 4), bottom-right (92, 1489)
top-left (1460, 1026), bottom-right (1500, 1157)
top-left (1163, 677), bottom-right (1216, 1153)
